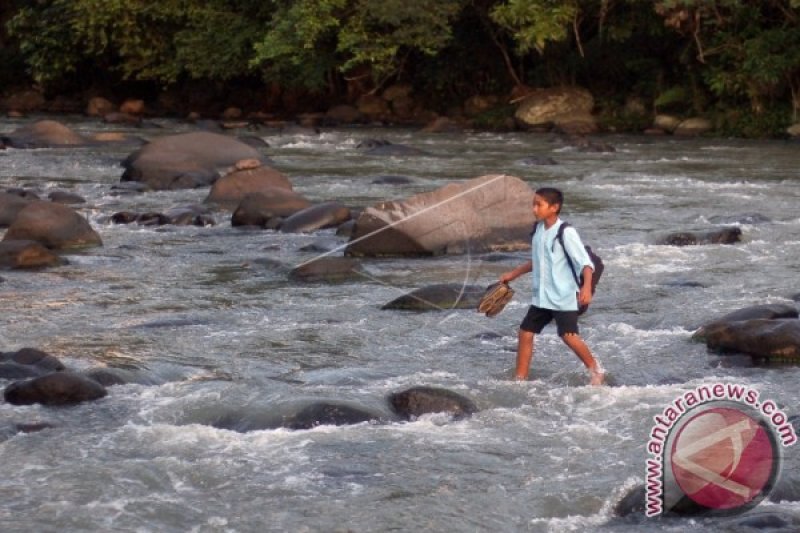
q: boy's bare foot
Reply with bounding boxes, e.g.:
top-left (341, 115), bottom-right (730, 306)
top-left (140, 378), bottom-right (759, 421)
top-left (589, 368), bottom-right (605, 386)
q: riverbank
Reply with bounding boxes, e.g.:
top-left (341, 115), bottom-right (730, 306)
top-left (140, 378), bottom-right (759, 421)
top-left (4, 84), bottom-right (800, 140)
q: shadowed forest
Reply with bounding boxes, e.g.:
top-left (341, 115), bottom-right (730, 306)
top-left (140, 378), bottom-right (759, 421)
top-left (2, 1), bottom-right (800, 137)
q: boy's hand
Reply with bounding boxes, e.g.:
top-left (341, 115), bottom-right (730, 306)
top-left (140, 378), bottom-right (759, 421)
top-left (500, 261), bottom-right (532, 284)
top-left (578, 285), bottom-right (593, 306)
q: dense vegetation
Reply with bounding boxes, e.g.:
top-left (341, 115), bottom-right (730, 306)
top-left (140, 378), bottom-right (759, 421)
top-left (3, 1), bottom-right (800, 136)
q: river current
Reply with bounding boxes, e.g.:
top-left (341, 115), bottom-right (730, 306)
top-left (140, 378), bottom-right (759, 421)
top-left (1, 117), bottom-right (798, 532)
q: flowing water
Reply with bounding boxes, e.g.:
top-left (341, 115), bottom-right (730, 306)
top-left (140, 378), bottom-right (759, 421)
top-left (1, 117), bottom-right (799, 532)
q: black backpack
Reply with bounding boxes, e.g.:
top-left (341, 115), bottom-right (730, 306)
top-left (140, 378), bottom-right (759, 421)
top-left (530, 221), bottom-right (604, 315)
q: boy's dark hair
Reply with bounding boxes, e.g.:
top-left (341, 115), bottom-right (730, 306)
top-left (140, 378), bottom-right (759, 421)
top-left (535, 187), bottom-right (563, 214)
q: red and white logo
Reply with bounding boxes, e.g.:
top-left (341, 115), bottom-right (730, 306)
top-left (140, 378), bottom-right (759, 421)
top-left (669, 406), bottom-right (777, 511)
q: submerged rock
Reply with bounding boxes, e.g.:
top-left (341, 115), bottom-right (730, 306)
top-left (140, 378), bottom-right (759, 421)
top-left (657, 227), bottom-right (742, 246)
top-left (382, 284), bottom-right (484, 311)
top-left (111, 205), bottom-right (215, 227)
top-left (0, 348), bottom-right (66, 379)
top-left (4, 371), bottom-right (108, 406)
top-left (612, 484), bottom-right (646, 517)
top-left (0, 240), bottom-right (64, 269)
top-left (389, 386), bottom-right (478, 420)
top-left (356, 139), bottom-right (429, 156)
top-left (280, 202), bottom-right (351, 233)
top-left (211, 401), bottom-right (383, 432)
top-left (283, 402), bottom-right (381, 430)
top-left (288, 257), bottom-right (365, 283)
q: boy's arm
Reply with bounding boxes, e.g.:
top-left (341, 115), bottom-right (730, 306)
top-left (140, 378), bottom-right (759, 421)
top-left (499, 261), bottom-right (532, 283)
top-left (578, 265), bottom-right (593, 305)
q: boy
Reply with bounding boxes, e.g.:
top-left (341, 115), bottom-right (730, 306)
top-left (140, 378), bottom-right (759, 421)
top-left (499, 187), bottom-right (604, 386)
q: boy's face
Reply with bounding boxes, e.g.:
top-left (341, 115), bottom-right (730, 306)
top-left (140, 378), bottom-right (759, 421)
top-left (532, 194), bottom-right (560, 221)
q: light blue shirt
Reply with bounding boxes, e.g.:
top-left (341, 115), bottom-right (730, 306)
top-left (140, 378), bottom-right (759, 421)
top-left (531, 219), bottom-right (594, 311)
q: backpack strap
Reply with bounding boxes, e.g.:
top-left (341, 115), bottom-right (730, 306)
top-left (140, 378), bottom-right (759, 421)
top-left (556, 222), bottom-right (581, 286)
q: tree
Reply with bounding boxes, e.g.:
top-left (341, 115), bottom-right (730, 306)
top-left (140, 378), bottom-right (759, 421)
top-left (251, 0), bottom-right (465, 93)
top-left (8, 0), bottom-right (270, 87)
top-left (655, 0), bottom-right (800, 115)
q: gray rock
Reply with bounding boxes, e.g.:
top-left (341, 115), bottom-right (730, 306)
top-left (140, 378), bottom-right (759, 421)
top-left (280, 202), bottom-right (351, 233)
top-left (389, 386), bottom-right (478, 420)
top-left (657, 227), bottom-right (742, 246)
top-left (382, 283), bottom-right (484, 311)
top-left (692, 303), bottom-right (799, 341)
top-left (2, 201), bottom-right (102, 250)
top-left (288, 257), bottom-right (365, 283)
top-left (4, 371), bottom-right (108, 406)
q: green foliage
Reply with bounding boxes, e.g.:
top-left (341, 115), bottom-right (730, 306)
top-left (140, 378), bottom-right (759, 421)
top-left (3, 0), bottom-right (800, 138)
top-left (654, 86), bottom-right (690, 111)
top-left (655, 0), bottom-right (800, 114)
top-left (490, 0), bottom-right (578, 54)
top-left (252, 0), bottom-right (464, 90)
top-left (252, 0), bottom-right (346, 90)
top-left (713, 104), bottom-right (793, 138)
top-left (8, 0), bottom-right (270, 86)
top-left (337, 0), bottom-right (464, 80)
top-left (471, 104), bottom-right (517, 130)
top-left (7, 2), bottom-right (79, 85)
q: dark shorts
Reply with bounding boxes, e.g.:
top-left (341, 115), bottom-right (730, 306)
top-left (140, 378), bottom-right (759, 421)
top-left (520, 306), bottom-right (579, 336)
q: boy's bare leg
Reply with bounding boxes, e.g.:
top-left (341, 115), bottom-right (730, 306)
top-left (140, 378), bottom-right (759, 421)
top-left (515, 329), bottom-right (535, 380)
top-left (561, 333), bottom-right (604, 386)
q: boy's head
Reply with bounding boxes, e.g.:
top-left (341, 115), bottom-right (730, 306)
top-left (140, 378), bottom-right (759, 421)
top-left (534, 187), bottom-right (563, 214)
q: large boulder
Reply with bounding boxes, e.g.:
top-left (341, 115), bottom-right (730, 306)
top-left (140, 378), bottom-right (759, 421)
top-left (4, 371), bottom-right (108, 406)
top-left (692, 303), bottom-right (799, 342)
top-left (344, 174), bottom-right (534, 257)
top-left (120, 131), bottom-right (270, 190)
top-left (702, 318), bottom-right (800, 361)
top-left (86, 97), bottom-right (116, 117)
top-left (0, 192), bottom-right (33, 227)
top-left (1, 120), bottom-right (86, 148)
top-left (389, 386), bottom-right (478, 420)
top-left (3, 201), bottom-right (103, 250)
top-left (515, 87), bottom-right (594, 128)
top-left (0, 240), bottom-right (64, 269)
top-left (2, 201), bottom-right (102, 250)
top-left (205, 164), bottom-right (293, 209)
top-left (674, 117), bottom-right (713, 136)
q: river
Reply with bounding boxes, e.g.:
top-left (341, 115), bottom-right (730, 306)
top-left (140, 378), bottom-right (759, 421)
top-left (1, 117), bottom-right (799, 532)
